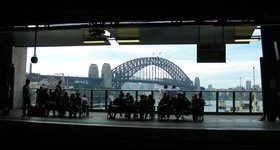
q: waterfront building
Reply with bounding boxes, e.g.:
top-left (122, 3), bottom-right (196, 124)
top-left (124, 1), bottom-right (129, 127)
top-left (246, 80), bottom-right (251, 90)
top-left (88, 64), bottom-right (99, 78)
top-left (101, 63), bottom-right (112, 88)
top-left (194, 77), bottom-right (200, 91)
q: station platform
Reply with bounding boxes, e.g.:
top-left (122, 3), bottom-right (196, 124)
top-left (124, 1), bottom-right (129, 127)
top-left (1, 109), bottom-right (280, 149)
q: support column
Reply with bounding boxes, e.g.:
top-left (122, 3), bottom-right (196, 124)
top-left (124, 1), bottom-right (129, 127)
top-left (12, 47), bottom-right (28, 109)
top-left (261, 26), bottom-right (280, 121)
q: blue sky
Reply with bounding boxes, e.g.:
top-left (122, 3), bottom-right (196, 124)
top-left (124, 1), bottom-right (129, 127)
top-left (26, 40), bottom-right (262, 89)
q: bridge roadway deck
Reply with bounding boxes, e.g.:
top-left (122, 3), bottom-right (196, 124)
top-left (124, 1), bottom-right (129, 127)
top-left (1, 109), bottom-right (280, 149)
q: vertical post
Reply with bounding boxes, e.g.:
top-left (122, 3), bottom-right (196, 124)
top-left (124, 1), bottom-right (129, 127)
top-left (90, 89), bottom-right (93, 110)
top-left (233, 91), bottom-right (236, 113)
top-left (252, 66), bottom-right (259, 113)
top-left (249, 91), bottom-right (252, 113)
top-left (135, 90), bottom-right (138, 102)
top-left (240, 77), bottom-right (243, 109)
top-left (216, 91), bottom-right (219, 113)
top-left (105, 90), bottom-right (108, 110)
top-left (261, 26), bottom-right (280, 121)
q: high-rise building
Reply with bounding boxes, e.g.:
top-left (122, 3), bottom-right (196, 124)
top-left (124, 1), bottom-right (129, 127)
top-left (88, 64), bottom-right (99, 78)
top-left (194, 77), bottom-right (200, 91)
top-left (246, 80), bottom-right (251, 90)
top-left (101, 63), bottom-right (112, 88)
top-left (29, 63), bottom-right (32, 74)
top-left (208, 84), bottom-right (213, 90)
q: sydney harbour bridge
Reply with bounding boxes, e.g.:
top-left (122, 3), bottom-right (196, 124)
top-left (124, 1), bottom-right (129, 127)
top-left (28, 57), bottom-right (195, 90)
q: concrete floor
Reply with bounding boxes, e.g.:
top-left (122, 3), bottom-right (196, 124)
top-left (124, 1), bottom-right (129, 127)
top-left (1, 109), bottom-right (280, 149)
top-left (1, 109), bottom-right (280, 131)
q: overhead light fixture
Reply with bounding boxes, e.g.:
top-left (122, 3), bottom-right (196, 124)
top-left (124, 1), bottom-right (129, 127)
top-left (234, 36), bottom-right (260, 43)
top-left (83, 40), bottom-right (106, 44)
top-left (117, 39), bottom-right (140, 43)
top-left (234, 38), bottom-right (260, 42)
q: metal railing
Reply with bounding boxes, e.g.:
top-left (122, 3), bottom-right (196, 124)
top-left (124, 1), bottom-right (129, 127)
top-left (30, 88), bottom-right (263, 115)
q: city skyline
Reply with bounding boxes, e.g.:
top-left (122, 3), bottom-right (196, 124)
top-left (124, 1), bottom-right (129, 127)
top-left (26, 41), bottom-right (263, 89)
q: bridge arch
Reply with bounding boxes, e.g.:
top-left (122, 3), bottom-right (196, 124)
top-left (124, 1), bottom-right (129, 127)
top-left (111, 57), bottom-right (194, 89)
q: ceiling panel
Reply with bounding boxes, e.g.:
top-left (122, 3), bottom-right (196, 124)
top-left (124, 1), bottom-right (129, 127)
top-left (6, 25), bottom-right (257, 47)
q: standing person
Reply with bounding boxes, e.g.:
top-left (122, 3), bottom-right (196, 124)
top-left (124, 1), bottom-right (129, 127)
top-left (160, 85), bottom-right (169, 98)
top-left (81, 94), bottom-right (89, 117)
top-left (170, 85), bottom-right (180, 101)
top-left (191, 93), bottom-right (199, 122)
top-left (22, 79), bottom-right (31, 116)
top-left (197, 92), bottom-right (206, 121)
top-left (55, 80), bottom-right (63, 95)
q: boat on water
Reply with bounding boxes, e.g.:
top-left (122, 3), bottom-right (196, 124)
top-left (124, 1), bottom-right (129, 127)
top-left (205, 101), bottom-right (212, 106)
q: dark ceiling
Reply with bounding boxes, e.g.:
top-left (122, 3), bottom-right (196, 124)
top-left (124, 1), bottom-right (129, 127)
top-left (1, 1), bottom-right (280, 27)
top-left (0, 1), bottom-right (273, 47)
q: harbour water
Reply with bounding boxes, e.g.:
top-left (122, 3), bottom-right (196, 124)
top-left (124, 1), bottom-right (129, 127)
top-left (204, 100), bottom-right (263, 113)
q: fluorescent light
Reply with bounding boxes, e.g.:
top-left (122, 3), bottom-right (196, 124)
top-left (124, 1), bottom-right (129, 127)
top-left (117, 40), bottom-right (140, 43)
top-left (234, 38), bottom-right (260, 42)
top-left (83, 40), bottom-right (106, 44)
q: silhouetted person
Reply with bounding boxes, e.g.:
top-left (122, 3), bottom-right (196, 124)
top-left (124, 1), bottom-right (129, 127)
top-left (146, 94), bottom-right (155, 119)
top-left (139, 95), bottom-right (147, 120)
top-left (198, 92), bottom-right (206, 121)
top-left (161, 85), bottom-right (169, 98)
top-left (55, 80), bottom-right (63, 95)
top-left (22, 79), bottom-right (31, 116)
top-left (170, 85), bottom-right (180, 100)
top-left (81, 94), bottom-right (89, 117)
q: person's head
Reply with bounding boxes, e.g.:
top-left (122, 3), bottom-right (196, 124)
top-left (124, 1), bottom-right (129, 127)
top-left (198, 92), bottom-right (202, 97)
top-left (164, 85), bottom-right (168, 89)
top-left (26, 79), bottom-right (30, 84)
top-left (192, 93), bottom-right (197, 99)
top-left (177, 92), bottom-right (182, 97)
